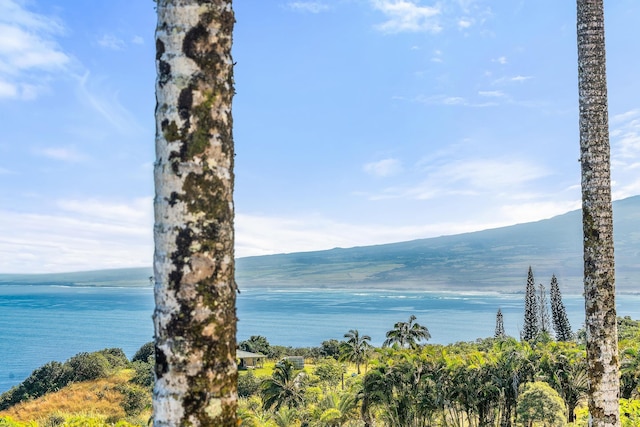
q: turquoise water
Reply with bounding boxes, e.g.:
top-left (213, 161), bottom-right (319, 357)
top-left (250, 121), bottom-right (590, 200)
top-left (2, 283), bottom-right (640, 393)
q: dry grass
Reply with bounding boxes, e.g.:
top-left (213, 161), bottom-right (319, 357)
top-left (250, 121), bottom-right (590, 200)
top-left (0, 369), bottom-right (149, 424)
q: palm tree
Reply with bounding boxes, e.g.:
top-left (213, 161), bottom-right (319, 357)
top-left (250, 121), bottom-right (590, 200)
top-left (340, 329), bottom-right (372, 374)
top-left (383, 315), bottom-right (431, 349)
top-left (260, 360), bottom-right (306, 412)
top-left (152, 0), bottom-right (237, 425)
top-left (577, 0), bottom-right (620, 425)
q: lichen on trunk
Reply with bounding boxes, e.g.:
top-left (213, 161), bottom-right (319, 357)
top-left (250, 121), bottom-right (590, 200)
top-left (152, 0), bottom-right (237, 425)
top-left (576, 0), bottom-right (620, 425)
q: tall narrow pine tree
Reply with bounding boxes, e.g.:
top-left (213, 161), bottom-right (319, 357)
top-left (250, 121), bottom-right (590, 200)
top-left (495, 308), bottom-right (506, 339)
top-left (538, 283), bottom-right (551, 335)
top-left (550, 275), bottom-right (573, 341)
top-left (577, 0), bottom-right (620, 424)
top-left (153, 1), bottom-right (237, 425)
top-left (522, 267), bottom-right (539, 341)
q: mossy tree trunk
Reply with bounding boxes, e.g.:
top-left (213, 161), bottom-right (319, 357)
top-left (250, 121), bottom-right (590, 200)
top-left (153, 0), bottom-right (237, 425)
top-left (576, 0), bottom-right (620, 425)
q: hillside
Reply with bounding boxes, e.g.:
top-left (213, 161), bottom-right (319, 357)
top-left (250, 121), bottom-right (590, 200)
top-left (236, 195), bottom-right (640, 293)
top-left (1, 196), bottom-right (638, 294)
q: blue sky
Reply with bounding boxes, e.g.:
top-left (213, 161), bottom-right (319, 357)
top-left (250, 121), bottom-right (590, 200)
top-left (0, 0), bottom-right (639, 273)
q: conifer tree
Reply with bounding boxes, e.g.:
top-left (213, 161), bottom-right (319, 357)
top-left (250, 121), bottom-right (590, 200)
top-left (538, 283), bottom-right (551, 335)
top-left (550, 275), bottom-right (573, 341)
top-left (522, 267), bottom-right (539, 341)
top-left (495, 308), bottom-right (505, 339)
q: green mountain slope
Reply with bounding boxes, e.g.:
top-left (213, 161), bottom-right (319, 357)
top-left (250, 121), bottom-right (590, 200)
top-left (236, 195), bottom-right (640, 293)
top-left (2, 196), bottom-right (638, 293)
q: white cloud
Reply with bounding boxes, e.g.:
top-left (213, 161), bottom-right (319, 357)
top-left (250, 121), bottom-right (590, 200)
top-left (287, 2), bottom-right (330, 13)
top-left (492, 75), bottom-right (533, 85)
top-left (32, 146), bottom-right (89, 162)
top-left (365, 156), bottom-right (551, 202)
top-left (372, 0), bottom-right (442, 33)
top-left (236, 212), bottom-right (510, 258)
top-left (363, 158), bottom-right (403, 177)
top-left (97, 34), bottom-right (126, 50)
top-left (75, 72), bottom-right (144, 134)
top-left (0, 78), bottom-right (16, 97)
top-left (131, 35), bottom-right (144, 45)
top-left (458, 18), bottom-right (472, 29)
top-left (610, 109), bottom-right (640, 199)
top-left (0, 1), bottom-right (69, 99)
top-left (493, 56), bottom-right (507, 64)
top-left (412, 94), bottom-right (498, 107)
top-left (0, 197), bottom-right (153, 273)
top-left (478, 90), bottom-right (505, 97)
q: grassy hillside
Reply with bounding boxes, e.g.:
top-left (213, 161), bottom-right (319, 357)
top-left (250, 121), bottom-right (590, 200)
top-left (236, 195), bottom-right (640, 293)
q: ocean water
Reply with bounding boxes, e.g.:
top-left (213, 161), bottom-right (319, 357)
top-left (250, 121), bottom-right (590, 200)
top-left (3, 283), bottom-right (640, 393)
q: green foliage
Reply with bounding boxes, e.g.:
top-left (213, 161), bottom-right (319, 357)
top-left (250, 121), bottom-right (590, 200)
top-left (62, 352), bottom-right (110, 383)
top-left (319, 339), bottom-right (341, 360)
top-left (260, 361), bottom-right (306, 411)
top-left (238, 371), bottom-right (262, 398)
top-left (239, 335), bottom-right (271, 356)
top-left (621, 398), bottom-right (640, 427)
top-left (313, 358), bottom-right (344, 390)
top-left (131, 342), bottom-right (154, 364)
top-left (550, 274), bottom-right (573, 341)
top-left (339, 329), bottom-right (371, 375)
top-left (0, 416), bottom-right (37, 427)
top-left (516, 381), bottom-right (567, 426)
top-left (96, 348), bottom-right (129, 369)
top-left (115, 384), bottom-right (151, 417)
top-left (129, 361), bottom-right (154, 389)
top-left (382, 315), bottom-right (430, 349)
top-left (0, 348), bottom-right (130, 411)
top-left (522, 266), bottom-right (539, 341)
top-left (619, 316), bottom-right (640, 342)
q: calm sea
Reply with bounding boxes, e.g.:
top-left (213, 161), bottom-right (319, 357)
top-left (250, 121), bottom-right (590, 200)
top-left (2, 283), bottom-right (640, 393)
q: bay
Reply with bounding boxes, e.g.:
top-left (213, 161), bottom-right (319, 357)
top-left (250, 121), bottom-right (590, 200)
top-left (3, 283), bottom-right (640, 393)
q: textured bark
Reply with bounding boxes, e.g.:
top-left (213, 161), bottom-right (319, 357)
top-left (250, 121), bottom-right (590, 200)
top-left (153, 0), bottom-right (237, 425)
top-left (576, 0), bottom-right (620, 425)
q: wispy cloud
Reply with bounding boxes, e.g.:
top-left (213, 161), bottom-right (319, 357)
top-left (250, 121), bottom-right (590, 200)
top-left (97, 34), bottom-right (126, 50)
top-left (0, 1), bottom-right (69, 99)
top-left (236, 212), bottom-right (510, 257)
top-left (365, 156), bottom-right (551, 201)
top-left (32, 146), bottom-right (89, 162)
top-left (372, 0), bottom-right (442, 33)
top-left (364, 158), bottom-right (403, 177)
top-left (131, 35), bottom-right (144, 45)
top-left (493, 56), bottom-right (507, 64)
top-left (611, 109), bottom-right (640, 199)
top-left (75, 72), bottom-right (144, 134)
top-left (458, 18), bottom-right (473, 29)
top-left (409, 94), bottom-right (498, 107)
top-left (286, 2), bottom-right (330, 13)
top-left (0, 197), bottom-right (152, 273)
top-left (478, 90), bottom-right (505, 98)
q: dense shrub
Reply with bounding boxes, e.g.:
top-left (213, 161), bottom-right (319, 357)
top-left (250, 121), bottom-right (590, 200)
top-left (131, 342), bottom-right (154, 364)
top-left (237, 371), bottom-right (261, 398)
top-left (116, 384), bottom-right (151, 417)
top-left (96, 348), bottom-right (129, 369)
top-left (62, 352), bottom-right (110, 383)
top-left (129, 361), bottom-right (154, 389)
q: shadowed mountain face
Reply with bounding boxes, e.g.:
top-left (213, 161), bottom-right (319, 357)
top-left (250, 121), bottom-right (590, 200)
top-left (236, 196), bottom-right (640, 293)
top-left (2, 196), bottom-right (638, 294)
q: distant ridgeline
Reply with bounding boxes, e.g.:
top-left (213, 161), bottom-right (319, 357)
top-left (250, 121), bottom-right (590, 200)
top-left (0, 267), bottom-right (153, 287)
top-left (2, 196), bottom-right (638, 294)
top-left (236, 195), bottom-right (640, 293)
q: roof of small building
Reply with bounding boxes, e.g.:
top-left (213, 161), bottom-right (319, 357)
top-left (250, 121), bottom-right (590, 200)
top-left (237, 350), bottom-right (266, 359)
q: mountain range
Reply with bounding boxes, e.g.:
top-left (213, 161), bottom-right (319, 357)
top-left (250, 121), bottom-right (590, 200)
top-left (236, 195), bottom-right (640, 293)
top-left (2, 196), bottom-right (638, 294)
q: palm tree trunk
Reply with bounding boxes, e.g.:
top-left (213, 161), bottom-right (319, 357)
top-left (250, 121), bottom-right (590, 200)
top-left (153, 1), bottom-right (237, 425)
top-left (576, 0), bottom-right (620, 426)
